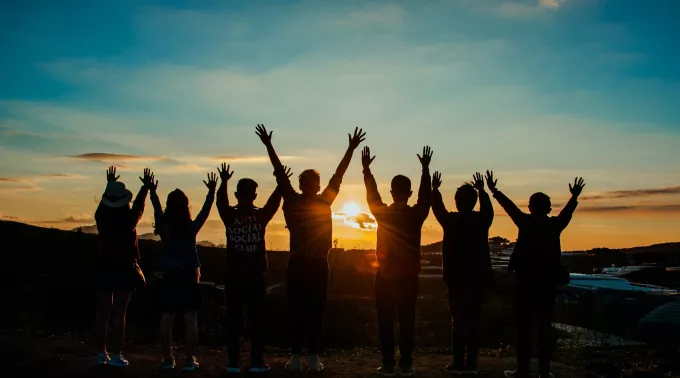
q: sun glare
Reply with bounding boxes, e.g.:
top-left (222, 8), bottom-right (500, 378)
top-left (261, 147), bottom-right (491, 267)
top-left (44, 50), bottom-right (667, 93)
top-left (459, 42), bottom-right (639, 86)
top-left (342, 202), bottom-right (361, 217)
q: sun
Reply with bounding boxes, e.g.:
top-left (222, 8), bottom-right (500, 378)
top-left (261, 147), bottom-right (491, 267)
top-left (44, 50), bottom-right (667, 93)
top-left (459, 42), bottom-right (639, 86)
top-left (342, 201), bottom-right (361, 217)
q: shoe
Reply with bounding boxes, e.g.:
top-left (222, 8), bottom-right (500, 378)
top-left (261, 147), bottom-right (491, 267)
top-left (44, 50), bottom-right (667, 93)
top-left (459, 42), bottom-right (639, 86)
top-left (183, 356), bottom-right (199, 371)
top-left (285, 354), bottom-right (303, 372)
top-left (463, 370), bottom-right (478, 376)
top-left (225, 365), bottom-right (241, 374)
top-left (249, 362), bottom-right (271, 374)
top-left (539, 373), bottom-right (555, 378)
top-left (504, 370), bottom-right (530, 378)
top-left (161, 357), bottom-right (176, 370)
top-left (96, 352), bottom-right (110, 366)
top-left (308, 354), bottom-right (324, 373)
top-left (400, 365), bottom-right (416, 377)
top-left (445, 362), bottom-right (465, 375)
top-left (376, 365), bottom-right (395, 377)
top-left (109, 354), bottom-right (129, 367)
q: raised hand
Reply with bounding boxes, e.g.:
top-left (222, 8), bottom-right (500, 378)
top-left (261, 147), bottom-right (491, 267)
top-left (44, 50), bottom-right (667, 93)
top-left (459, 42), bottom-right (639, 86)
top-left (217, 163), bottom-right (234, 181)
top-left (485, 170), bottom-right (498, 193)
top-left (417, 145), bottom-right (434, 169)
top-left (204, 172), bottom-right (218, 190)
top-left (282, 165), bottom-right (294, 178)
top-left (432, 171), bottom-right (442, 190)
top-left (361, 146), bottom-right (375, 169)
top-left (472, 172), bottom-right (485, 191)
top-left (255, 124), bottom-right (273, 146)
top-left (569, 177), bottom-right (586, 198)
top-left (106, 166), bottom-right (119, 182)
top-left (348, 127), bottom-right (367, 150)
top-left (139, 168), bottom-right (158, 190)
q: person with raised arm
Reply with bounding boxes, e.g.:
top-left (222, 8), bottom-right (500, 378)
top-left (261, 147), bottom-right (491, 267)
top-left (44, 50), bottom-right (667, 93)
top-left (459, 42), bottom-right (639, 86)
top-left (150, 171), bottom-right (217, 372)
top-left (215, 162), bottom-right (291, 375)
top-left (486, 173), bottom-right (585, 378)
top-left (93, 167), bottom-right (151, 368)
top-left (255, 124), bottom-right (366, 373)
top-left (362, 145), bottom-right (433, 377)
top-left (431, 171), bottom-right (494, 375)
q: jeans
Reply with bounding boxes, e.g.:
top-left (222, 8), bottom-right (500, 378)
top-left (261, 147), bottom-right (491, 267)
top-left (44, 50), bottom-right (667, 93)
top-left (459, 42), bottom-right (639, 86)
top-left (375, 273), bottom-right (419, 368)
top-left (224, 275), bottom-right (266, 365)
top-left (515, 276), bottom-right (556, 376)
top-left (287, 260), bottom-right (329, 354)
top-left (448, 284), bottom-right (483, 369)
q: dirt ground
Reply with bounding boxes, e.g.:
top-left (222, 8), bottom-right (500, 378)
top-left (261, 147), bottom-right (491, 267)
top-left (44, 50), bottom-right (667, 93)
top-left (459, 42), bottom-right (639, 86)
top-left (3, 332), bottom-right (598, 378)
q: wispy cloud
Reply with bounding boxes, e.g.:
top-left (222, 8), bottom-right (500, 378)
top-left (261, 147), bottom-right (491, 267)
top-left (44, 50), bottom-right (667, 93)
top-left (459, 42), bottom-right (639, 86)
top-left (69, 153), bottom-right (168, 163)
top-left (493, 0), bottom-right (568, 19)
top-left (578, 204), bottom-right (680, 214)
top-left (0, 178), bottom-right (24, 183)
top-left (211, 156), bottom-right (298, 164)
top-left (333, 211), bottom-right (378, 231)
top-left (582, 186), bottom-right (680, 200)
top-left (36, 215), bottom-right (95, 224)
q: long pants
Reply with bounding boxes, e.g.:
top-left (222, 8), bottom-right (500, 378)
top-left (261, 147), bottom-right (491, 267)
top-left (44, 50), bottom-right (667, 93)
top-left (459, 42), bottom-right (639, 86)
top-left (224, 276), bottom-right (266, 365)
top-left (515, 277), bottom-right (556, 376)
top-left (447, 284), bottom-right (483, 369)
top-left (375, 274), bottom-right (419, 368)
top-left (287, 260), bottom-right (329, 354)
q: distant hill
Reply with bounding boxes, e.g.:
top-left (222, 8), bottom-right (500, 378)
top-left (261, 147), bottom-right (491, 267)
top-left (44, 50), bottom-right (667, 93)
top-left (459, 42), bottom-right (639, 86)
top-left (72, 225), bottom-right (98, 234)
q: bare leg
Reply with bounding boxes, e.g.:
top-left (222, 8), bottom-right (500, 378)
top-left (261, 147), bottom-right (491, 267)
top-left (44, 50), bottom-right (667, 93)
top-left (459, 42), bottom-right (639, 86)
top-left (184, 311), bottom-right (198, 360)
top-left (160, 312), bottom-right (175, 360)
top-left (110, 290), bottom-right (132, 355)
top-left (95, 291), bottom-right (113, 354)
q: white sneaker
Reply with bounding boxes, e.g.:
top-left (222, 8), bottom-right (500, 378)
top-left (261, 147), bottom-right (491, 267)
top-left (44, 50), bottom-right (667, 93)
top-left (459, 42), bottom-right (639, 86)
top-left (96, 352), bottom-right (110, 365)
top-left (285, 354), bottom-right (303, 372)
top-left (308, 354), bottom-right (324, 373)
top-left (109, 354), bottom-right (129, 367)
top-left (225, 365), bottom-right (241, 374)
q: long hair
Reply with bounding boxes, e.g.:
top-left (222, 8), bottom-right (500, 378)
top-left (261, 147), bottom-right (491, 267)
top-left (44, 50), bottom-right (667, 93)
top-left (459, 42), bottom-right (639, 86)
top-left (156, 189), bottom-right (193, 238)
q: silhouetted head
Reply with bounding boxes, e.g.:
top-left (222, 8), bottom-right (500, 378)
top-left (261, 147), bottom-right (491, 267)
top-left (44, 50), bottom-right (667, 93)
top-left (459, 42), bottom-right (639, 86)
top-left (455, 184), bottom-right (478, 212)
top-left (390, 175), bottom-right (412, 203)
top-left (299, 169), bottom-right (321, 196)
top-left (529, 192), bottom-right (552, 216)
top-left (158, 189), bottom-right (192, 237)
top-left (236, 178), bottom-right (258, 205)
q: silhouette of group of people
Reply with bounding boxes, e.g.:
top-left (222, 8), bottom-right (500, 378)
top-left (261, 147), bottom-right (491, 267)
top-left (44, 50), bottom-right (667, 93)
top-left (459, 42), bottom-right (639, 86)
top-left (93, 124), bottom-right (585, 377)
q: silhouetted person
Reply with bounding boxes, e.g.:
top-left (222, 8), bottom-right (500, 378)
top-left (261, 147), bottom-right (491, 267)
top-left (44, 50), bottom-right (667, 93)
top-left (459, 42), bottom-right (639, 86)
top-left (93, 166), bottom-right (151, 367)
top-left (256, 124), bottom-right (366, 372)
top-left (432, 171), bottom-right (494, 375)
top-left (216, 163), bottom-right (289, 374)
top-left (362, 145), bottom-right (433, 377)
top-left (151, 171), bottom-right (216, 371)
top-left (488, 174), bottom-right (585, 378)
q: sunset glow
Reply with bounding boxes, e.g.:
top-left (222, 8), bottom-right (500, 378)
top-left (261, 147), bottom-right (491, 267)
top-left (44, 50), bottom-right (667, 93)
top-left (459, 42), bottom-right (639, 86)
top-left (342, 202), bottom-right (362, 218)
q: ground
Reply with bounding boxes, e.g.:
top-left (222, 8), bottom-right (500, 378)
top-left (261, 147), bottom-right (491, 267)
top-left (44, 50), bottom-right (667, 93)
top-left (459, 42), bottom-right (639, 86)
top-left (4, 332), bottom-right (597, 378)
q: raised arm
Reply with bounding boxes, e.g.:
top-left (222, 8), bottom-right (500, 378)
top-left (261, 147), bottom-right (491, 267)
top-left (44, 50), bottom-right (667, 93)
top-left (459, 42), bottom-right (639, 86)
top-left (361, 146), bottom-right (387, 216)
top-left (193, 172), bottom-right (217, 233)
top-left (556, 177), bottom-right (585, 230)
top-left (431, 171), bottom-right (451, 227)
top-left (414, 146), bottom-right (433, 221)
top-left (472, 172), bottom-right (494, 227)
top-left (320, 127), bottom-right (366, 203)
top-left (130, 168), bottom-right (153, 228)
top-left (486, 171), bottom-right (526, 227)
top-left (216, 163), bottom-right (235, 223)
top-left (255, 124), bottom-right (296, 199)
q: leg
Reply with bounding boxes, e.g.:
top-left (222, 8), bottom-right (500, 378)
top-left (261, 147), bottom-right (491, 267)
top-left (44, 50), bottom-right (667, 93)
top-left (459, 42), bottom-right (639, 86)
top-left (307, 273), bottom-right (328, 355)
top-left (246, 277), bottom-right (267, 364)
top-left (536, 291), bottom-right (556, 377)
top-left (448, 287), bottom-right (466, 368)
top-left (287, 279), bottom-right (305, 355)
top-left (396, 276), bottom-right (418, 368)
top-left (160, 312), bottom-right (175, 360)
top-left (94, 291), bottom-right (113, 354)
top-left (465, 291), bottom-right (483, 371)
top-left (515, 287), bottom-right (533, 376)
top-left (110, 290), bottom-right (132, 355)
top-left (184, 311), bottom-right (198, 360)
top-left (376, 275), bottom-right (397, 368)
top-left (225, 282), bottom-right (245, 366)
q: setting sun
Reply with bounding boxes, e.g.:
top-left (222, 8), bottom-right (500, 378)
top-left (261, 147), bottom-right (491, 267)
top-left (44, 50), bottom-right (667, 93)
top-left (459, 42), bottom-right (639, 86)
top-left (342, 202), bottom-right (361, 217)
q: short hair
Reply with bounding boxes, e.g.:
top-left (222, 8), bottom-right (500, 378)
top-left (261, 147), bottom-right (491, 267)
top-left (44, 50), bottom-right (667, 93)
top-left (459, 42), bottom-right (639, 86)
top-left (455, 184), bottom-right (478, 207)
top-left (237, 178), bottom-right (258, 193)
top-left (529, 192), bottom-right (551, 210)
top-left (299, 169), bottom-right (320, 183)
top-left (391, 175), bottom-right (412, 193)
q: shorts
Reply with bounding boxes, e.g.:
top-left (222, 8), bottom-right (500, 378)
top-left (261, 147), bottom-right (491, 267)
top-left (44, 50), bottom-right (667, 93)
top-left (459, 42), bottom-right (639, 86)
top-left (95, 262), bottom-right (140, 292)
top-left (156, 268), bottom-right (203, 313)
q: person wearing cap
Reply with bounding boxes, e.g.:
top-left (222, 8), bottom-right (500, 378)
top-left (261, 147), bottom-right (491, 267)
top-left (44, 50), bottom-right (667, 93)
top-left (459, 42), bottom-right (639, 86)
top-left (255, 124), bottom-right (366, 373)
top-left (93, 166), bottom-right (153, 367)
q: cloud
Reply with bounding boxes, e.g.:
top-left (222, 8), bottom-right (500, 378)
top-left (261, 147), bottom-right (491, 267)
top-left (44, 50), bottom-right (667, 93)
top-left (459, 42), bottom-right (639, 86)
top-left (0, 177), bottom-right (25, 183)
top-left (69, 153), bottom-right (167, 163)
top-left (211, 156), bottom-right (298, 164)
top-left (578, 204), bottom-right (680, 214)
top-left (582, 186), bottom-right (680, 200)
top-left (333, 211), bottom-right (378, 231)
top-left (37, 215), bottom-right (95, 224)
top-left (493, 0), bottom-right (567, 19)
top-left (538, 0), bottom-right (566, 9)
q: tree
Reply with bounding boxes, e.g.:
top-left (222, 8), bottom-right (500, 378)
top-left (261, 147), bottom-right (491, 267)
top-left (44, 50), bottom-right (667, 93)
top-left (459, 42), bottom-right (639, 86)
top-left (333, 239), bottom-right (339, 249)
top-left (489, 236), bottom-right (511, 246)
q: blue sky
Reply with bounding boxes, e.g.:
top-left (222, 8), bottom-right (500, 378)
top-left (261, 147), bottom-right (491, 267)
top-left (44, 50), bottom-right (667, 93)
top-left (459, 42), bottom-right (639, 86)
top-left (1, 0), bottom-right (680, 250)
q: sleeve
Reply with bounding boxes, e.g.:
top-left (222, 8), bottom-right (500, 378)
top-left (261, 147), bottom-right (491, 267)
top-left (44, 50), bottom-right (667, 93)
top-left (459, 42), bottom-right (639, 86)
top-left (216, 180), bottom-right (234, 225)
top-left (261, 186), bottom-right (283, 224)
top-left (274, 167), bottom-right (297, 200)
top-left (150, 189), bottom-right (165, 237)
top-left (431, 188), bottom-right (451, 228)
top-left (413, 167), bottom-right (432, 221)
top-left (363, 169), bottom-right (387, 218)
top-left (129, 186), bottom-right (149, 228)
top-left (478, 189), bottom-right (494, 228)
top-left (556, 195), bottom-right (579, 231)
top-left (492, 190), bottom-right (527, 228)
top-left (320, 174), bottom-right (342, 204)
top-left (192, 188), bottom-right (216, 233)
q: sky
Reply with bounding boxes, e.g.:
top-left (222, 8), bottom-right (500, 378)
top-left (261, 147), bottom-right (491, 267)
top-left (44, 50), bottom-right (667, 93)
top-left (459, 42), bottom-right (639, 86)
top-left (1, 0), bottom-right (680, 251)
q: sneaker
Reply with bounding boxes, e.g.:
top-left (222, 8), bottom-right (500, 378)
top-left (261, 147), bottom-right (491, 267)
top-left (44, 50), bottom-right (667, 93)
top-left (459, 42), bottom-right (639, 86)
top-left (308, 354), bottom-right (324, 373)
top-left (109, 354), bottom-right (129, 367)
top-left (376, 365), bottom-right (395, 377)
top-left (504, 370), bottom-right (530, 378)
top-left (285, 355), bottom-right (303, 372)
top-left (539, 373), bottom-right (555, 378)
top-left (249, 362), bottom-right (271, 374)
top-left (400, 365), bottom-right (416, 377)
top-left (463, 370), bottom-right (478, 376)
top-left (225, 365), bottom-right (241, 374)
top-left (96, 352), bottom-right (110, 366)
top-left (161, 357), bottom-right (176, 370)
top-left (445, 362), bottom-right (465, 375)
top-left (183, 356), bottom-right (200, 371)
